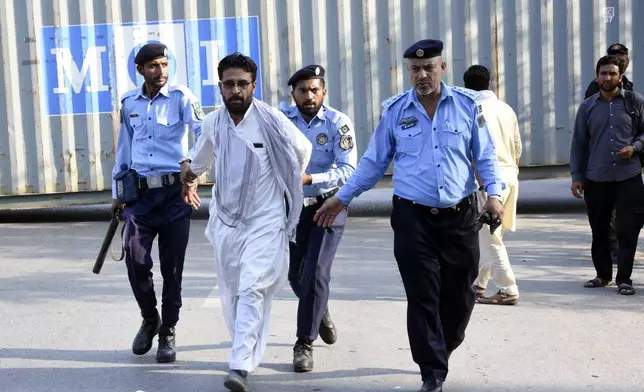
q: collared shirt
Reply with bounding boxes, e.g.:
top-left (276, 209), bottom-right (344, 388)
top-left (477, 90), bottom-right (522, 183)
top-left (570, 90), bottom-right (642, 182)
top-left (337, 82), bottom-right (504, 208)
top-left (112, 83), bottom-right (203, 198)
top-left (281, 104), bottom-right (357, 197)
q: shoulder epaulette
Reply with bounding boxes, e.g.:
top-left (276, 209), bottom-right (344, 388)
top-left (380, 91), bottom-right (407, 110)
top-left (120, 88), bottom-right (139, 103)
top-left (168, 84), bottom-right (196, 97)
top-left (451, 86), bottom-right (479, 102)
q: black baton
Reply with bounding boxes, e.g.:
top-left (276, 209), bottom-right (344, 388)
top-left (93, 212), bottom-right (121, 274)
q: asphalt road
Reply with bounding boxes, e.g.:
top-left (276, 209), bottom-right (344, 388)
top-left (1, 214), bottom-right (643, 392)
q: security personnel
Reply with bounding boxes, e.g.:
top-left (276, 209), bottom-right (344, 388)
top-left (112, 43), bottom-right (204, 363)
top-left (313, 40), bottom-right (505, 392)
top-left (281, 65), bottom-right (357, 373)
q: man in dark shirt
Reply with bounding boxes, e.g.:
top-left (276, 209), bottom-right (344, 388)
top-left (583, 43), bottom-right (634, 263)
top-left (570, 55), bottom-right (643, 296)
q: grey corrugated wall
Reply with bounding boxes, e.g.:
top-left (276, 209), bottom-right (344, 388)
top-left (0, 0), bottom-right (641, 196)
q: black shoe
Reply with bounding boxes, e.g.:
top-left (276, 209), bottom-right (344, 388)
top-left (132, 314), bottom-right (161, 355)
top-left (293, 339), bottom-right (314, 373)
top-left (319, 308), bottom-right (337, 345)
top-left (419, 380), bottom-right (443, 392)
top-left (223, 369), bottom-right (248, 392)
top-left (156, 325), bottom-right (176, 363)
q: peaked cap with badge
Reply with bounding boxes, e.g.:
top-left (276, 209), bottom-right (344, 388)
top-left (403, 39), bottom-right (443, 59)
top-left (288, 64), bottom-right (325, 86)
top-left (135, 43), bottom-right (169, 65)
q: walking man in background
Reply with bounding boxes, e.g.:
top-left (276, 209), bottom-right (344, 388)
top-left (181, 53), bottom-right (312, 391)
top-left (281, 64), bottom-right (358, 373)
top-left (570, 55), bottom-right (643, 296)
top-left (313, 39), bottom-right (505, 392)
top-left (112, 42), bottom-right (204, 363)
top-left (584, 43), bottom-right (634, 264)
top-left (464, 65), bottom-right (522, 305)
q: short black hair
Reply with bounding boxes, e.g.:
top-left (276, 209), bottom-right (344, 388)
top-left (595, 55), bottom-right (625, 75)
top-left (463, 65), bottom-right (491, 91)
top-left (217, 52), bottom-right (257, 82)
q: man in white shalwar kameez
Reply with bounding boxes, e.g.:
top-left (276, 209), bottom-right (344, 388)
top-left (180, 53), bottom-right (312, 392)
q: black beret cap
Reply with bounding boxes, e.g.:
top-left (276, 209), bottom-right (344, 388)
top-left (607, 43), bottom-right (628, 55)
top-left (135, 43), bottom-right (168, 65)
top-left (403, 39), bottom-right (443, 59)
top-left (287, 64), bottom-right (325, 86)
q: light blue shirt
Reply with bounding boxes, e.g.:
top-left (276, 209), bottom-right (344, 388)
top-left (281, 104), bottom-right (358, 197)
top-left (112, 84), bottom-right (203, 198)
top-left (337, 82), bottom-right (504, 208)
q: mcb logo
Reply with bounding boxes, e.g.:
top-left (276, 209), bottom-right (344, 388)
top-left (40, 17), bottom-right (262, 116)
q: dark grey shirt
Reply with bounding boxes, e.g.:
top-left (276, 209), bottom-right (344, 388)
top-left (570, 91), bottom-right (642, 182)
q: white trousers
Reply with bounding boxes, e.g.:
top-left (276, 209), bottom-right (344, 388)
top-left (474, 186), bottom-right (519, 296)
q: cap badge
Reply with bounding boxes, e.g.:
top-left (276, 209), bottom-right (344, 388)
top-left (315, 67), bottom-right (320, 75)
top-left (416, 49), bottom-right (424, 57)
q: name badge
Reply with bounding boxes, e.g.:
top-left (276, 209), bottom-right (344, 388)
top-left (399, 116), bottom-right (418, 130)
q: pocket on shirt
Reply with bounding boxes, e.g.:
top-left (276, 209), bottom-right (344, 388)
top-left (439, 122), bottom-right (464, 149)
top-left (129, 116), bottom-right (149, 139)
top-left (313, 145), bottom-right (334, 166)
top-left (156, 115), bottom-right (182, 141)
top-left (394, 126), bottom-right (422, 154)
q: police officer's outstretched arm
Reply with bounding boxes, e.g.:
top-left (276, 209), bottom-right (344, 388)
top-left (179, 89), bottom-right (205, 152)
top-left (470, 105), bottom-right (505, 222)
top-left (314, 113), bottom-right (395, 227)
top-left (111, 106), bottom-right (134, 213)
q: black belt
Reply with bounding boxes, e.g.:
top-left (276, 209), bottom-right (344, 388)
top-left (394, 193), bottom-right (475, 215)
top-left (138, 173), bottom-right (182, 190)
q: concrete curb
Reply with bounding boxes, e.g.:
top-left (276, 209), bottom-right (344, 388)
top-left (0, 184), bottom-right (586, 223)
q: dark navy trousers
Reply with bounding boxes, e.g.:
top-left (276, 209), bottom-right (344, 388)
top-left (391, 194), bottom-right (481, 386)
top-left (288, 201), bottom-right (348, 341)
top-left (123, 183), bottom-right (191, 327)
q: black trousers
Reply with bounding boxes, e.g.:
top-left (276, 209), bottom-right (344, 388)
top-left (390, 194), bottom-right (481, 385)
top-left (123, 184), bottom-right (192, 327)
top-left (583, 174), bottom-right (643, 286)
top-left (289, 201), bottom-right (348, 341)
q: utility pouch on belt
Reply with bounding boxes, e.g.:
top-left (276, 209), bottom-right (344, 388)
top-left (114, 164), bottom-right (139, 204)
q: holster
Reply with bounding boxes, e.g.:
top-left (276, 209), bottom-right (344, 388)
top-left (114, 168), bottom-right (140, 204)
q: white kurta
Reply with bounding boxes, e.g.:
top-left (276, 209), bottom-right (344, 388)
top-left (188, 102), bottom-right (311, 372)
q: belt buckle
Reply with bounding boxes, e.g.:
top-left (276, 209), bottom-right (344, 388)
top-left (430, 208), bottom-right (439, 215)
top-left (303, 197), bottom-right (317, 207)
top-left (148, 176), bottom-right (161, 188)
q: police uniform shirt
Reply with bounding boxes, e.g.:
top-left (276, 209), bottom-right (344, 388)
top-left (112, 83), bottom-right (204, 198)
top-left (336, 82), bottom-right (504, 208)
top-left (282, 104), bottom-right (357, 197)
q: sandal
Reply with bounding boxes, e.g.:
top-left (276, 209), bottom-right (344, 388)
top-left (584, 277), bottom-right (610, 288)
top-left (618, 283), bottom-right (635, 296)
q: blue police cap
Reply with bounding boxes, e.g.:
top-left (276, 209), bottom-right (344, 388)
top-left (288, 65), bottom-right (325, 86)
top-left (134, 43), bottom-right (168, 65)
top-left (403, 39), bottom-right (443, 59)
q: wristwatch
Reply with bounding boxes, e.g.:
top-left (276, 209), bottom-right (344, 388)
top-left (488, 194), bottom-right (504, 204)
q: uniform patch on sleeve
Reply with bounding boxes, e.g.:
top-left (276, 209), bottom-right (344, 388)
top-left (339, 124), bottom-right (351, 135)
top-left (192, 102), bottom-right (205, 121)
top-left (477, 114), bottom-right (486, 128)
top-left (340, 134), bottom-right (354, 150)
top-left (477, 104), bottom-right (483, 114)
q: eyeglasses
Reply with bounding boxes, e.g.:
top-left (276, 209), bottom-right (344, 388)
top-left (221, 80), bottom-right (253, 90)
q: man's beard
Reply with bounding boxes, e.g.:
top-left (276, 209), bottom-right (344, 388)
top-left (296, 101), bottom-right (322, 117)
top-left (224, 95), bottom-right (253, 115)
top-left (600, 80), bottom-right (619, 92)
top-left (145, 75), bottom-right (167, 88)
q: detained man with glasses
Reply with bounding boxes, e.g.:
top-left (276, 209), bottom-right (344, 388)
top-left (180, 52), bottom-right (312, 391)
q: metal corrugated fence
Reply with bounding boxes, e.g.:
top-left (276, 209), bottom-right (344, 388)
top-left (0, 0), bottom-right (642, 196)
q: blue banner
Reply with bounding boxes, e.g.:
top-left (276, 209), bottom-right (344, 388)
top-left (40, 17), bottom-right (262, 116)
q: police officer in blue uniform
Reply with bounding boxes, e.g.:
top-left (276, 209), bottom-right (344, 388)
top-left (281, 65), bottom-right (358, 373)
top-left (314, 40), bottom-right (505, 392)
top-left (112, 43), bottom-right (204, 363)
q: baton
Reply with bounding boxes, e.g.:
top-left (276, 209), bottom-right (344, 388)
top-left (93, 211), bottom-right (121, 274)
